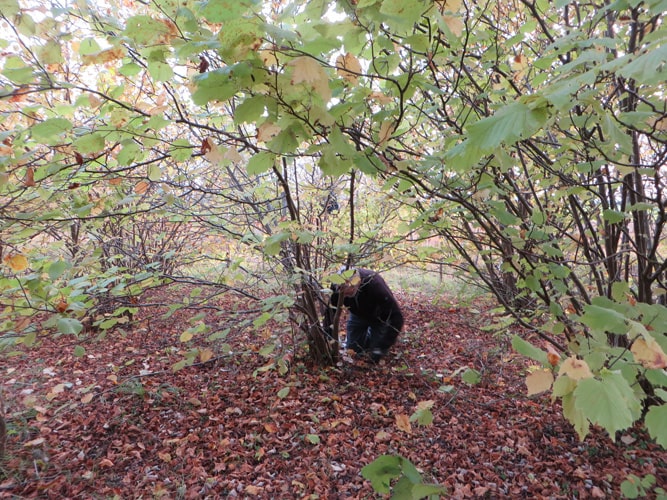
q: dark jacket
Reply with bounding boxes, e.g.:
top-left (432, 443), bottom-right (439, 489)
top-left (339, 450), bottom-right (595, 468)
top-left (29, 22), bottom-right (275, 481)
top-left (332, 268), bottom-right (404, 331)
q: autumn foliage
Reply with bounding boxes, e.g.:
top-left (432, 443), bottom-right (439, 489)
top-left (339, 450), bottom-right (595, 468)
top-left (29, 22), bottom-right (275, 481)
top-left (1, 0), bottom-right (667, 496)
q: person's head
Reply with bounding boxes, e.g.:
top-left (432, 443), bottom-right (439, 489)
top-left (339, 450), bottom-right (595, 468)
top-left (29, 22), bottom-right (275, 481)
top-left (338, 268), bottom-right (360, 297)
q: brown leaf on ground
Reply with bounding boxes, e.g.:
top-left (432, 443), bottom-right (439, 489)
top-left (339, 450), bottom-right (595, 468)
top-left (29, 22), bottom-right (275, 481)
top-left (1, 288), bottom-right (665, 498)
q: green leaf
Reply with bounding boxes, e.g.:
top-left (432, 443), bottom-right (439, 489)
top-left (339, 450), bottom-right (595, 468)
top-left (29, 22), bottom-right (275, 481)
top-left (610, 281), bottom-right (631, 302)
top-left (123, 15), bottom-right (169, 45)
top-left (394, 480), bottom-right (448, 499)
top-left (22, 331), bottom-right (37, 347)
top-left (57, 317), bottom-right (83, 335)
top-left (512, 335), bottom-right (549, 365)
top-left (531, 210), bottom-right (547, 225)
top-left (562, 392), bottom-right (590, 440)
top-left (31, 118), bottom-right (73, 141)
top-left (147, 164), bottom-right (161, 181)
top-left (119, 62), bottom-right (142, 77)
top-left (305, 433), bottom-right (320, 444)
top-left (0, 0), bottom-right (20, 17)
top-left (117, 140), bottom-right (142, 166)
top-left (461, 368), bottom-right (481, 385)
top-left (199, 0), bottom-right (252, 22)
top-left (645, 404), bottom-right (667, 448)
top-left (328, 127), bottom-right (356, 157)
top-left (602, 209), bottom-right (625, 224)
top-left (48, 260), bottom-right (68, 280)
top-left (378, 0), bottom-right (430, 33)
top-left (1, 55), bottom-right (34, 84)
top-left (580, 303), bottom-right (628, 335)
top-left (247, 152), bottom-right (275, 175)
top-left (552, 374), bottom-right (577, 397)
top-left (263, 231), bottom-right (290, 255)
top-left (395, 456), bottom-right (422, 484)
top-left (170, 139), bottom-right (193, 162)
top-left (37, 40), bottom-right (64, 65)
top-left (172, 359), bottom-right (188, 372)
top-left (78, 38), bottom-right (102, 55)
top-left (218, 17), bottom-right (262, 60)
top-left (409, 406), bottom-right (434, 426)
top-left (573, 371), bottom-right (641, 439)
top-left (148, 61), bottom-right (174, 82)
top-left (234, 95), bottom-right (268, 124)
top-left (277, 386), bottom-right (290, 399)
top-left (617, 44), bottom-right (667, 85)
top-left (319, 146), bottom-right (351, 176)
top-left (448, 99), bottom-right (551, 169)
top-left (73, 133), bottom-right (106, 154)
top-left (73, 345), bottom-right (86, 357)
top-left (268, 127), bottom-right (299, 154)
top-left (361, 455), bottom-right (403, 494)
top-left (620, 476), bottom-right (641, 498)
top-left (258, 339), bottom-right (275, 355)
top-left (191, 64), bottom-right (254, 104)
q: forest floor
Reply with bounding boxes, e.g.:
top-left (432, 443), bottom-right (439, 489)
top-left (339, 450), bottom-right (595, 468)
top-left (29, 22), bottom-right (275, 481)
top-left (1, 286), bottom-right (666, 499)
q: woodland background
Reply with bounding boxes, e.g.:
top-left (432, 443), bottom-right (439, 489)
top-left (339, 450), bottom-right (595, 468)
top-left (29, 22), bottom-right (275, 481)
top-left (1, 0), bottom-right (667, 497)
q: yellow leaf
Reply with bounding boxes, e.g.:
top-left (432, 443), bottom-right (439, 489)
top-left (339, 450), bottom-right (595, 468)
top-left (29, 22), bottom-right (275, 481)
top-left (46, 383), bottom-right (66, 401)
top-left (374, 430), bottom-right (391, 442)
top-left (259, 50), bottom-right (278, 67)
top-left (224, 147), bottom-right (243, 164)
top-left (335, 52), bottom-right (362, 85)
top-left (257, 122), bottom-right (281, 142)
top-left (651, 116), bottom-right (667, 131)
top-left (202, 138), bottom-right (224, 163)
top-left (180, 331), bottom-right (193, 342)
top-left (290, 56), bottom-right (325, 85)
top-left (81, 393), bottom-right (94, 404)
top-left (264, 422), bottom-right (278, 433)
top-left (199, 348), bottom-right (214, 363)
top-left (416, 399), bottom-right (435, 410)
top-left (81, 47), bottom-right (126, 65)
top-left (367, 91), bottom-right (393, 105)
top-left (546, 344), bottom-right (561, 367)
top-left (558, 356), bottom-right (593, 380)
top-left (4, 253), bottom-right (29, 271)
top-left (24, 437), bottom-right (45, 447)
top-left (245, 485), bottom-right (262, 495)
top-left (378, 121), bottom-right (395, 145)
top-left (288, 56), bottom-right (331, 102)
top-left (526, 368), bottom-right (554, 396)
top-left (511, 54), bottom-right (529, 72)
top-left (442, 15), bottom-right (464, 37)
top-left (436, 0), bottom-right (463, 12)
top-left (327, 418), bottom-right (352, 429)
top-left (135, 180), bottom-right (149, 194)
top-left (631, 337), bottom-right (667, 369)
top-left (395, 413), bottom-right (412, 434)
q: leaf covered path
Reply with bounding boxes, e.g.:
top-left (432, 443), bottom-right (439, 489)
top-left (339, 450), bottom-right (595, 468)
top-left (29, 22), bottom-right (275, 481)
top-left (2, 290), bottom-right (665, 498)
